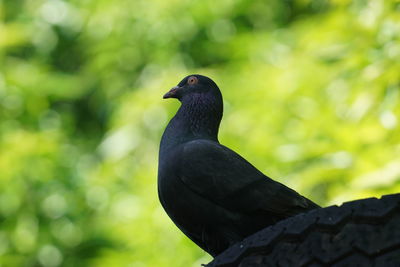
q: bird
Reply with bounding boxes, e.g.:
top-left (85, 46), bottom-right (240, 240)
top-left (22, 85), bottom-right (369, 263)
top-left (158, 74), bottom-right (320, 257)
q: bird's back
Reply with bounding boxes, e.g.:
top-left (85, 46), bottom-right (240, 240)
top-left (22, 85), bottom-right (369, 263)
top-left (158, 138), bottom-right (319, 256)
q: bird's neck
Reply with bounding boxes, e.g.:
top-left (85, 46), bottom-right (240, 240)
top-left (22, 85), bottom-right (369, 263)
top-left (162, 95), bottom-right (223, 149)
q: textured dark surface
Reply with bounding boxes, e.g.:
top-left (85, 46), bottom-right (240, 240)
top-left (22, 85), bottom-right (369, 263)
top-left (207, 193), bottom-right (400, 267)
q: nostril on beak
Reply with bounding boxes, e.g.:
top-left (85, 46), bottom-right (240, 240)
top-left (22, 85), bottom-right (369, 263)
top-left (163, 87), bottom-right (179, 99)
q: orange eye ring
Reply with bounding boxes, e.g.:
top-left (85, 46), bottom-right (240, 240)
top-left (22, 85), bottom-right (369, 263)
top-left (187, 76), bottom-right (198, 85)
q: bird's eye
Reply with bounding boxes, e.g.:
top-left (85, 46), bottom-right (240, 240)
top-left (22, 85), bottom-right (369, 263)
top-left (187, 76), bottom-right (198, 85)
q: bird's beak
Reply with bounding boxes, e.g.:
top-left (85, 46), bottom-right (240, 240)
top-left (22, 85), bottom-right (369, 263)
top-left (163, 86), bottom-right (180, 99)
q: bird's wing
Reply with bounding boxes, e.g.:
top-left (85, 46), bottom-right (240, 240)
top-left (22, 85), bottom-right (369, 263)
top-left (180, 139), bottom-right (319, 216)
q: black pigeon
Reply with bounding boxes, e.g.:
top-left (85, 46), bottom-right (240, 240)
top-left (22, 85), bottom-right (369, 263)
top-left (158, 75), bottom-right (320, 257)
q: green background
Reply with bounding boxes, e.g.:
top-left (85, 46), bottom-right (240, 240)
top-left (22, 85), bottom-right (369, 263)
top-left (1, 0), bottom-right (399, 266)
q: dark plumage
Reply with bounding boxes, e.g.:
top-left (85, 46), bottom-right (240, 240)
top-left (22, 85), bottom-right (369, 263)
top-left (158, 75), bottom-right (319, 257)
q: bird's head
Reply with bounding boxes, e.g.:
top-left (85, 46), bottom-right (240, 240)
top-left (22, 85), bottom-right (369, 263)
top-left (163, 74), bottom-right (222, 103)
top-left (163, 74), bottom-right (223, 140)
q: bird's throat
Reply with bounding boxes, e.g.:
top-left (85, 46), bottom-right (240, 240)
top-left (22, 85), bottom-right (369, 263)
top-left (163, 95), bottom-right (223, 147)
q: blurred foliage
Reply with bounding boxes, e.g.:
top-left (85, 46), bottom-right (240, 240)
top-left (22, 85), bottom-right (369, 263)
top-left (0, 0), bottom-right (400, 266)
